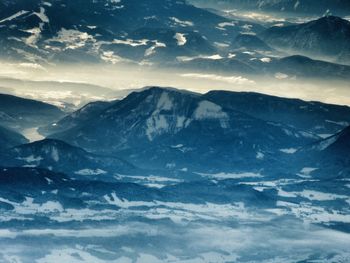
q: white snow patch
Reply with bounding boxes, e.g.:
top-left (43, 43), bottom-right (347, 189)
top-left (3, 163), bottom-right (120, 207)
top-left (317, 134), bottom-right (333, 139)
top-left (194, 100), bottom-right (229, 128)
top-left (279, 148), bottom-right (298, 154)
top-left (260, 57), bottom-right (271, 63)
top-left (298, 167), bottom-right (318, 178)
top-left (314, 135), bottom-right (338, 151)
top-left (325, 120), bottom-right (349, 127)
top-left (23, 27), bottom-right (41, 47)
top-left (45, 177), bottom-right (53, 185)
top-left (214, 42), bottom-right (230, 48)
top-left (174, 33), bottom-right (187, 46)
top-left (204, 54), bottom-right (223, 60)
top-left (297, 190), bottom-right (348, 201)
top-left (300, 167), bottom-right (318, 175)
top-left (198, 172), bottom-right (263, 180)
top-left (171, 144), bottom-right (184, 149)
top-left (277, 201), bottom-right (350, 224)
top-left (217, 21), bottom-right (236, 29)
top-left (177, 54), bottom-right (223, 61)
top-left (113, 38), bottom-right (148, 47)
top-left (144, 41), bottom-right (166, 57)
top-left (51, 147), bottom-right (59, 162)
top-left (0, 197), bottom-right (64, 215)
top-left (256, 152), bottom-right (264, 160)
top-left (34, 7), bottom-right (49, 23)
top-left (17, 155), bottom-right (43, 163)
top-left (228, 53), bottom-right (236, 58)
top-left (104, 193), bottom-right (261, 223)
top-left (169, 17), bottom-right (194, 27)
top-left (49, 29), bottom-right (95, 50)
top-left (0, 10), bottom-right (29, 23)
top-left (75, 169), bottom-right (107, 176)
top-left (145, 92), bottom-right (173, 140)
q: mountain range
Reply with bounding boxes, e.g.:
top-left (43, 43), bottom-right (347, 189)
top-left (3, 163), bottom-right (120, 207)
top-left (190, 0), bottom-right (350, 16)
top-left (260, 16), bottom-right (350, 65)
top-left (0, 0), bottom-right (349, 79)
top-left (1, 86), bottom-right (349, 177)
top-left (43, 87), bottom-right (320, 172)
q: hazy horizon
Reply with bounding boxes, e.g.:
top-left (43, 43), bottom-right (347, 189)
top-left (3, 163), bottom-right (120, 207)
top-left (1, 60), bottom-right (350, 107)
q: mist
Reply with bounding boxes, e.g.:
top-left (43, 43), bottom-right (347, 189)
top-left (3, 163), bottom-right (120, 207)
top-left (1, 60), bottom-right (349, 108)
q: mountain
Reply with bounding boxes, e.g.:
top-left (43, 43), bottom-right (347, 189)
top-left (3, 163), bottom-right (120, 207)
top-left (0, 139), bottom-right (136, 180)
top-left (0, 125), bottom-right (28, 151)
top-left (173, 53), bottom-right (350, 80)
top-left (204, 89), bottom-right (350, 137)
top-left (47, 87), bottom-right (318, 172)
top-left (0, 93), bottom-right (65, 131)
top-left (0, 166), bottom-right (163, 210)
top-left (265, 55), bottom-right (350, 79)
top-left (296, 125), bottom-right (350, 178)
top-left (1, 0), bottom-right (349, 81)
top-left (305, 125), bottom-right (350, 157)
top-left (232, 33), bottom-right (273, 52)
top-left (0, 167), bottom-right (70, 206)
top-left (0, 0), bottom-right (263, 65)
top-left (260, 16), bottom-right (350, 64)
top-left (322, 125), bottom-right (350, 155)
top-left (39, 100), bottom-right (116, 136)
top-left (190, 0), bottom-right (350, 16)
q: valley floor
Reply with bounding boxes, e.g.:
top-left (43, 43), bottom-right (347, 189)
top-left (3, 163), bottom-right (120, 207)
top-left (0, 171), bottom-right (349, 263)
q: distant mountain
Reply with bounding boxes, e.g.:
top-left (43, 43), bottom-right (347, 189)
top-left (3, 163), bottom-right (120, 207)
top-left (173, 53), bottom-right (350, 80)
top-left (176, 56), bottom-right (258, 75)
top-left (0, 93), bottom-right (65, 131)
top-left (39, 100), bottom-right (116, 136)
top-left (0, 0), bottom-right (263, 64)
top-left (0, 139), bottom-right (136, 180)
top-left (204, 90), bottom-right (350, 137)
top-left (265, 55), bottom-right (350, 79)
top-left (260, 16), bottom-right (350, 64)
top-left (190, 0), bottom-right (350, 16)
top-left (0, 125), bottom-right (28, 151)
top-left (232, 33), bottom-right (273, 52)
top-left (1, 0), bottom-right (348, 81)
top-left (47, 87), bottom-right (318, 172)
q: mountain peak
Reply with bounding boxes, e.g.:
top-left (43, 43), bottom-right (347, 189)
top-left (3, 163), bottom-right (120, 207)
top-left (309, 15), bottom-right (350, 30)
top-left (325, 125), bottom-right (350, 153)
top-left (318, 15), bottom-right (348, 23)
top-left (142, 86), bottom-right (199, 96)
